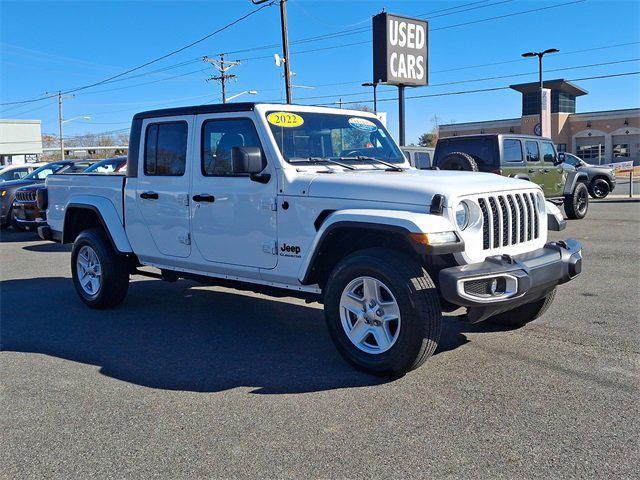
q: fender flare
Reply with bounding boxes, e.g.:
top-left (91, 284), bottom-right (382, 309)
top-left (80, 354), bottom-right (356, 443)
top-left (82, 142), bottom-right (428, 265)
top-left (563, 171), bottom-right (589, 196)
top-left (298, 209), bottom-right (462, 284)
top-left (63, 196), bottom-right (133, 253)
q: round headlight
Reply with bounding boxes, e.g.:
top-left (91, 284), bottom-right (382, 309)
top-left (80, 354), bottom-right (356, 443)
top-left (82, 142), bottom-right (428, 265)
top-left (455, 202), bottom-right (470, 230)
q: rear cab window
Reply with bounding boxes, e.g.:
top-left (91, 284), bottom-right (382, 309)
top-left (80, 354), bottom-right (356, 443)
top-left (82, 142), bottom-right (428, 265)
top-left (435, 137), bottom-right (497, 169)
top-left (144, 122), bottom-right (188, 176)
top-left (503, 139), bottom-right (523, 163)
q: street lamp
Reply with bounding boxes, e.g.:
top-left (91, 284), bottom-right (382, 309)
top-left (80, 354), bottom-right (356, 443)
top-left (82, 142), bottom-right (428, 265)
top-left (522, 48), bottom-right (559, 136)
top-left (362, 82), bottom-right (378, 113)
top-left (62, 115), bottom-right (91, 124)
top-left (226, 90), bottom-right (258, 102)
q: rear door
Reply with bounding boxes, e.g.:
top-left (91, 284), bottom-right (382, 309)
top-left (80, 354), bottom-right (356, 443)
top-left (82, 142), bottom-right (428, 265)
top-left (190, 113), bottom-right (277, 269)
top-left (540, 140), bottom-right (565, 197)
top-left (501, 138), bottom-right (527, 178)
top-left (135, 116), bottom-right (193, 258)
top-left (524, 139), bottom-right (544, 191)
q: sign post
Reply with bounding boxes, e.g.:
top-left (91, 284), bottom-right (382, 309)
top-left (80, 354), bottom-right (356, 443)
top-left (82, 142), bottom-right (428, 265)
top-left (541, 87), bottom-right (551, 138)
top-left (372, 12), bottom-right (428, 146)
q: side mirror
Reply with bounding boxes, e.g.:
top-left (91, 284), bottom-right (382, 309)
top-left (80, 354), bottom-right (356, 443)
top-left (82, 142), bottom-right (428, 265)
top-left (232, 146), bottom-right (265, 174)
top-left (232, 146), bottom-right (270, 183)
top-left (555, 153), bottom-right (564, 165)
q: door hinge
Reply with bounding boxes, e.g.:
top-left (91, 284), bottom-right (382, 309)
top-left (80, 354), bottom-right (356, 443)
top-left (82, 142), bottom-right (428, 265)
top-left (262, 240), bottom-right (277, 255)
top-left (179, 233), bottom-right (191, 245)
top-left (261, 198), bottom-right (277, 211)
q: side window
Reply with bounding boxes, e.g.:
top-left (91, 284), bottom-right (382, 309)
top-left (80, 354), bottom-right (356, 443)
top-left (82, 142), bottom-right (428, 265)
top-left (202, 118), bottom-right (262, 176)
top-left (525, 141), bottom-right (540, 163)
top-left (144, 122), bottom-right (188, 176)
top-left (541, 142), bottom-right (557, 164)
top-left (503, 139), bottom-right (523, 163)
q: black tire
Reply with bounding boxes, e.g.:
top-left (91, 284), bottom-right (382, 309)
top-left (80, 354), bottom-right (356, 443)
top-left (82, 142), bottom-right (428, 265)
top-left (71, 228), bottom-right (130, 309)
top-left (324, 247), bottom-right (442, 377)
top-left (588, 178), bottom-right (610, 199)
top-left (438, 152), bottom-right (479, 172)
top-left (564, 182), bottom-right (589, 219)
top-left (488, 288), bottom-right (557, 328)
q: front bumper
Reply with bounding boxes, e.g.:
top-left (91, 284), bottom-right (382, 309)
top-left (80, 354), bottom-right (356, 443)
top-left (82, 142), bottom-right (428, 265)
top-left (439, 239), bottom-right (582, 322)
top-left (12, 201), bottom-right (46, 229)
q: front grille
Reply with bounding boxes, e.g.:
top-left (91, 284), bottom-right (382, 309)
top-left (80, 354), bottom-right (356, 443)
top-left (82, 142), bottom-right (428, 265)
top-left (478, 191), bottom-right (541, 250)
top-left (15, 190), bottom-right (37, 202)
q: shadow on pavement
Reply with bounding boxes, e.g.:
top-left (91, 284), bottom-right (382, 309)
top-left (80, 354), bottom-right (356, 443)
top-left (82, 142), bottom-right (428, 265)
top-left (0, 229), bottom-right (39, 243)
top-left (1, 276), bottom-right (495, 394)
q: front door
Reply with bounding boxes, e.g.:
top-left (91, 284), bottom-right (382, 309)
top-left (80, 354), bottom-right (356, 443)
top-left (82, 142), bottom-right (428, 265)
top-left (540, 140), bottom-right (565, 197)
top-left (190, 114), bottom-right (277, 269)
top-left (136, 116), bottom-right (193, 258)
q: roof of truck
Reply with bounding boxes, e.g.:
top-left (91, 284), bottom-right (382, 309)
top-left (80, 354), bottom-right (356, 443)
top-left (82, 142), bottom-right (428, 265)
top-left (133, 102), bottom-right (258, 120)
top-left (440, 133), bottom-right (553, 141)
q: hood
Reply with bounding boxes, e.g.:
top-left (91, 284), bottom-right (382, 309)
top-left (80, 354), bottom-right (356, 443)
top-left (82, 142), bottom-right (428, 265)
top-left (306, 169), bottom-right (538, 206)
top-left (16, 183), bottom-right (45, 192)
top-left (0, 178), bottom-right (39, 191)
top-left (580, 164), bottom-right (614, 173)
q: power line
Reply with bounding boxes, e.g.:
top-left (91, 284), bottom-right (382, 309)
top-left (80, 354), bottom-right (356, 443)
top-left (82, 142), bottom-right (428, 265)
top-left (311, 71), bottom-right (640, 107)
top-left (0, 2), bottom-right (274, 106)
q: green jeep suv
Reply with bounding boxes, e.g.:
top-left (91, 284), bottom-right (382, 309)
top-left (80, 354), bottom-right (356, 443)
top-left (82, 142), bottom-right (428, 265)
top-left (434, 134), bottom-right (589, 219)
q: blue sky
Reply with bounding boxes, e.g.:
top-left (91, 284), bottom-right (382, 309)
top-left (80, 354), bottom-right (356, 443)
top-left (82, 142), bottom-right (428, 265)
top-left (1, 0), bottom-right (639, 144)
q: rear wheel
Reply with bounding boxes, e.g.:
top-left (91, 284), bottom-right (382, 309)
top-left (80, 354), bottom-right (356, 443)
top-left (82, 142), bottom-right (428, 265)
top-left (71, 228), bottom-right (130, 309)
top-left (588, 178), bottom-right (610, 199)
top-left (487, 288), bottom-right (556, 328)
top-left (564, 182), bottom-right (589, 219)
top-left (438, 152), bottom-right (479, 172)
top-left (323, 248), bottom-right (442, 377)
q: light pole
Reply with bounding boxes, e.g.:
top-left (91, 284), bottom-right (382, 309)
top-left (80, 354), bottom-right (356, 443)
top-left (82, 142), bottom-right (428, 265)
top-left (226, 90), bottom-right (258, 102)
top-left (361, 82), bottom-right (378, 113)
top-left (255, 0), bottom-right (292, 103)
top-left (62, 115), bottom-right (91, 124)
top-left (521, 48), bottom-right (559, 136)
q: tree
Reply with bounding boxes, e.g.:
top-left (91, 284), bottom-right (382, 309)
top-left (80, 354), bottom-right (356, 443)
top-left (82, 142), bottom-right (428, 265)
top-left (417, 115), bottom-right (441, 147)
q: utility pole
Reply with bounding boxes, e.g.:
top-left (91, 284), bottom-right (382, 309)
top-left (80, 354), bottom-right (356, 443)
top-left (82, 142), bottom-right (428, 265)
top-left (46, 91), bottom-right (74, 160)
top-left (203, 54), bottom-right (240, 103)
top-left (362, 82), bottom-right (378, 113)
top-left (253, 0), bottom-right (292, 103)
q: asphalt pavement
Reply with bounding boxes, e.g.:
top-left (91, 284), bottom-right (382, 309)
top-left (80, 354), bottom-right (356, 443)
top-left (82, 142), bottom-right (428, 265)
top-left (1, 198), bottom-right (639, 478)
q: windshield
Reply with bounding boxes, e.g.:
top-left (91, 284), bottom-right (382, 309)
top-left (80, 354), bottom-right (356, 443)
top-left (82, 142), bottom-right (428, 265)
top-left (84, 158), bottom-right (125, 173)
top-left (25, 162), bottom-right (67, 180)
top-left (266, 111), bottom-right (405, 165)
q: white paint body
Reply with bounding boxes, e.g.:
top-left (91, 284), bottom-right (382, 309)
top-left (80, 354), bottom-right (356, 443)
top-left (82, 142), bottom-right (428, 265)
top-left (46, 104), bottom-right (552, 294)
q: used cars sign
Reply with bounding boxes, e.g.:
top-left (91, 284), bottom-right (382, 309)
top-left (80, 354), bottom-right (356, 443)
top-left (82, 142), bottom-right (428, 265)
top-left (372, 12), bottom-right (428, 86)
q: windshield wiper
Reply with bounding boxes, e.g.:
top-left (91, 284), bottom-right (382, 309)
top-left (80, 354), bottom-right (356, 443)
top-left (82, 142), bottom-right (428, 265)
top-left (338, 155), bottom-right (405, 172)
top-left (290, 157), bottom-right (356, 170)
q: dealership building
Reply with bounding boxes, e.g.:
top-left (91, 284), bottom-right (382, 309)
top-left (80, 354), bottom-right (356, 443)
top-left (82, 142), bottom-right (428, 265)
top-left (438, 79), bottom-right (640, 166)
top-left (0, 119), bottom-right (43, 167)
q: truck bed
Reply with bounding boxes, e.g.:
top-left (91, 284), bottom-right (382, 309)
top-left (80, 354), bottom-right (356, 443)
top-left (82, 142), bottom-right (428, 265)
top-left (45, 174), bottom-right (126, 234)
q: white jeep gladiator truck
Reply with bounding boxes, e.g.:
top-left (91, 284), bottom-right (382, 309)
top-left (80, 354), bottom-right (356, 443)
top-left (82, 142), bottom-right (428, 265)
top-left (40, 103), bottom-right (582, 376)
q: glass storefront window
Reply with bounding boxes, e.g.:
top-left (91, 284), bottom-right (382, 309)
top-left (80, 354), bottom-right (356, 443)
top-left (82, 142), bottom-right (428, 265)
top-left (613, 144), bottom-right (630, 158)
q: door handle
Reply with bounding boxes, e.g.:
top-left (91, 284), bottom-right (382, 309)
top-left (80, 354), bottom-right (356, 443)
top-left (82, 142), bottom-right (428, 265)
top-left (192, 194), bottom-right (215, 203)
top-left (528, 169), bottom-right (536, 173)
top-left (542, 169), bottom-right (550, 173)
top-left (140, 191), bottom-right (159, 200)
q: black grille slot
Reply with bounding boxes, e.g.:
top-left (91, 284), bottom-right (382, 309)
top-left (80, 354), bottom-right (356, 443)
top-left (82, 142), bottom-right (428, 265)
top-left (16, 191), bottom-right (36, 202)
top-left (515, 194), bottom-right (525, 243)
top-left (529, 192), bottom-right (539, 238)
top-left (488, 197), bottom-right (500, 248)
top-left (478, 198), bottom-right (490, 250)
top-left (498, 196), bottom-right (509, 246)
top-left (523, 194), bottom-right (533, 241)
top-left (507, 195), bottom-right (518, 244)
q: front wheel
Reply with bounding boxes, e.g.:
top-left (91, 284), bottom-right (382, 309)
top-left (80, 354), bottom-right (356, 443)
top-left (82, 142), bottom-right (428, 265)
top-left (487, 288), bottom-right (556, 328)
top-left (564, 182), bottom-right (589, 219)
top-left (323, 248), bottom-right (442, 377)
top-left (71, 228), bottom-right (130, 309)
top-left (588, 178), bottom-right (610, 199)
